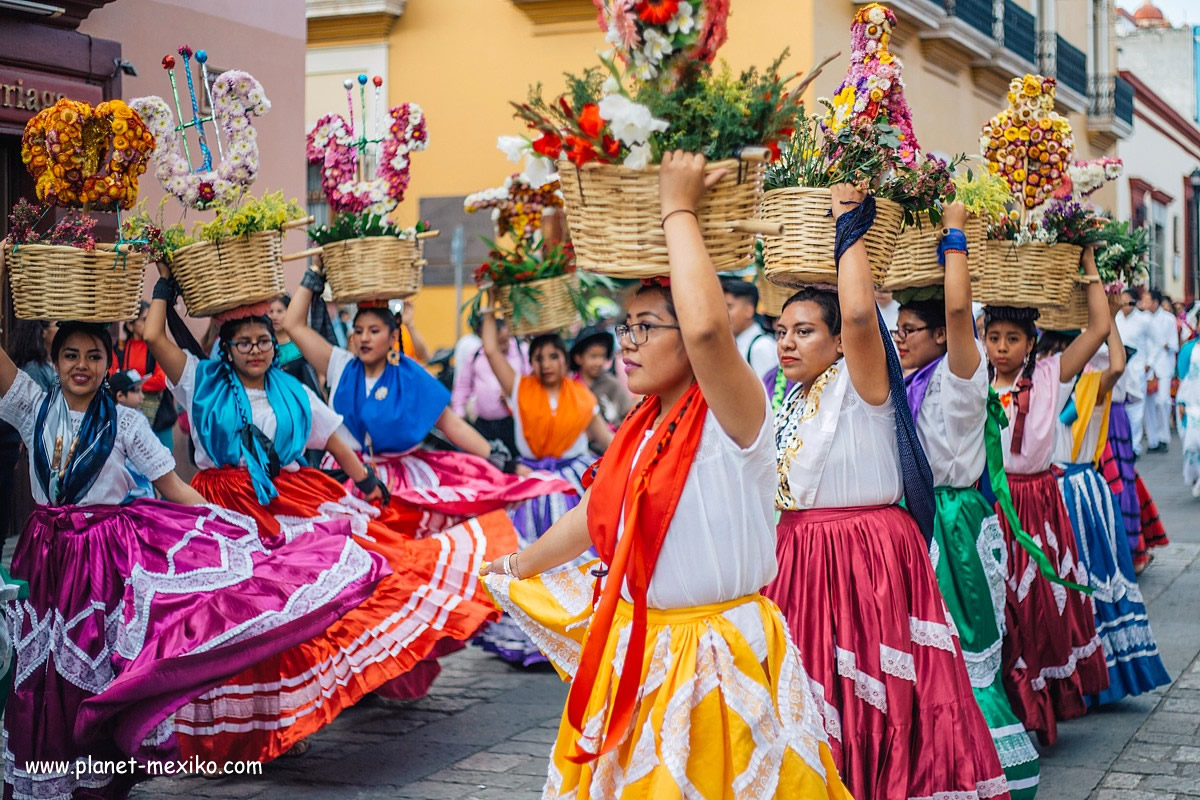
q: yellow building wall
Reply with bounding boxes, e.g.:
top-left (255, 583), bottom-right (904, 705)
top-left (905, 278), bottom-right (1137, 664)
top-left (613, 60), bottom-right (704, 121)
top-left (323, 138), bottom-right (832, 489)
top-left (309, 0), bottom-right (1115, 351)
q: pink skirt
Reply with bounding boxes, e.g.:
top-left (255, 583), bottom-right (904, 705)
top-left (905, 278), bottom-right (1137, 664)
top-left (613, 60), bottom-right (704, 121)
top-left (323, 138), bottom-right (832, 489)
top-left (764, 505), bottom-right (1009, 800)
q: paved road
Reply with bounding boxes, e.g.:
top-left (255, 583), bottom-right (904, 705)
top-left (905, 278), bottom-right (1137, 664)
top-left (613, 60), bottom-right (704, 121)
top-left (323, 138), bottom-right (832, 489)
top-left (3, 436), bottom-right (1181, 799)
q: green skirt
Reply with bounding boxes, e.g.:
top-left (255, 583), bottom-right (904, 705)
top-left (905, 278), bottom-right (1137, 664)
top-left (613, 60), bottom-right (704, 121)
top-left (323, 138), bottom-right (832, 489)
top-left (933, 485), bottom-right (1040, 800)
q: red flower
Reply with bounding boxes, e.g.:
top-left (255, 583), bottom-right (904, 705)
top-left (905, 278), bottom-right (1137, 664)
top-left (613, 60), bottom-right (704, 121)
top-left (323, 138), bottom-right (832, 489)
top-left (767, 139), bottom-right (782, 162)
top-left (532, 132), bottom-right (563, 159)
top-left (566, 135), bottom-right (598, 166)
top-left (602, 135), bottom-right (620, 159)
top-left (636, 0), bottom-right (679, 25)
top-left (577, 103), bottom-right (604, 139)
top-left (197, 182), bottom-right (216, 202)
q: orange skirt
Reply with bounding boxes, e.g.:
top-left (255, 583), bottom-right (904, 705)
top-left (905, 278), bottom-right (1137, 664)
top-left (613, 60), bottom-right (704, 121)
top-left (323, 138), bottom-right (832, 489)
top-left (175, 467), bottom-right (516, 763)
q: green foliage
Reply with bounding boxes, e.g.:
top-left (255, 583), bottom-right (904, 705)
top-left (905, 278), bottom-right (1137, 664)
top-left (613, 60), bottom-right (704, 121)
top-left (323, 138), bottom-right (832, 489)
top-left (194, 191), bottom-right (304, 243)
top-left (308, 212), bottom-right (430, 246)
top-left (121, 201), bottom-right (194, 264)
top-left (1095, 219), bottom-right (1149, 286)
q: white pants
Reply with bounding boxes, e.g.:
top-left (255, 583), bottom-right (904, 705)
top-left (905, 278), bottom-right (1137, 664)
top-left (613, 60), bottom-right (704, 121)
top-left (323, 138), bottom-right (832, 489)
top-left (1145, 388), bottom-right (1172, 447)
top-left (1126, 398), bottom-right (1146, 455)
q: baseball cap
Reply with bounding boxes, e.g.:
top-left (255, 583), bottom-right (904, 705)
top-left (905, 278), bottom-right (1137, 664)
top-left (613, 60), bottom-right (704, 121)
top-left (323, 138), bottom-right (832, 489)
top-left (109, 369), bottom-right (144, 395)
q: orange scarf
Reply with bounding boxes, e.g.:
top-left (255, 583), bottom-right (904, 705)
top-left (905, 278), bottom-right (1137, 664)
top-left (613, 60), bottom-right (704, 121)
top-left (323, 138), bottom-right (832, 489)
top-left (516, 376), bottom-right (596, 459)
top-left (567, 383), bottom-right (708, 762)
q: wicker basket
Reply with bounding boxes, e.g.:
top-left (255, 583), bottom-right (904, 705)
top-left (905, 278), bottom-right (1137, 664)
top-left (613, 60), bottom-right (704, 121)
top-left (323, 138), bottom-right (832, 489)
top-left (557, 156), bottom-right (768, 278)
top-left (757, 272), bottom-right (794, 318)
top-left (321, 236), bottom-right (426, 303)
top-left (1037, 280), bottom-right (1089, 331)
top-left (760, 188), bottom-right (904, 288)
top-left (882, 213), bottom-right (986, 291)
top-left (6, 243), bottom-right (146, 321)
top-left (495, 273), bottom-right (580, 336)
top-left (975, 240), bottom-right (1082, 310)
top-left (170, 230), bottom-right (284, 317)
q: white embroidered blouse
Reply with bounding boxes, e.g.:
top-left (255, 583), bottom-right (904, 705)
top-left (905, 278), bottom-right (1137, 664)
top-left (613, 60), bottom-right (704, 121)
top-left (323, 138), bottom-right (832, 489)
top-left (775, 360), bottom-right (903, 510)
top-left (914, 344), bottom-right (988, 489)
top-left (169, 353), bottom-right (343, 472)
top-left (0, 370), bottom-right (176, 505)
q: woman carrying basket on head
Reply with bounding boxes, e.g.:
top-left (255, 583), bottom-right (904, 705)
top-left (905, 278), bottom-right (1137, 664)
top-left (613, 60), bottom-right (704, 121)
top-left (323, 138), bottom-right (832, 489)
top-left (765, 186), bottom-right (1009, 800)
top-left (0, 314), bottom-right (389, 800)
top-left (981, 248), bottom-right (1111, 746)
top-left (144, 270), bottom-right (517, 764)
top-left (480, 151), bottom-right (850, 800)
top-left (283, 267), bottom-right (569, 536)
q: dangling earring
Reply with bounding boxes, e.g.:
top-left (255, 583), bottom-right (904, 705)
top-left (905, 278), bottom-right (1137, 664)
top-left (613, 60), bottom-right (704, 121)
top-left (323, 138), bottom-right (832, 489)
top-left (387, 349), bottom-right (401, 366)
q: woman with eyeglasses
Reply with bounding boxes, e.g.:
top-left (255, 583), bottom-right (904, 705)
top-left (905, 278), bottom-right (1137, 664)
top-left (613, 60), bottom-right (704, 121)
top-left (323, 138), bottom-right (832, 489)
top-left (0, 312), bottom-right (392, 799)
top-left (478, 152), bottom-right (849, 799)
top-left (980, 247), bottom-right (1110, 748)
top-left (764, 189), bottom-right (1008, 800)
top-left (281, 268), bottom-right (567, 537)
top-left (472, 310), bottom-right (613, 664)
top-left (144, 270), bottom-right (516, 765)
top-left (891, 203), bottom-right (1040, 797)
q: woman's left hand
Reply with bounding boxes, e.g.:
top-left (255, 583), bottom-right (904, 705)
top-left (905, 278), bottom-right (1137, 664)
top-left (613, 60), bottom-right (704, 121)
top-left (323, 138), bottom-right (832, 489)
top-left (658, 150), bottom-right (728, 219)
top-left (364, 485), bottom-right (384, 504)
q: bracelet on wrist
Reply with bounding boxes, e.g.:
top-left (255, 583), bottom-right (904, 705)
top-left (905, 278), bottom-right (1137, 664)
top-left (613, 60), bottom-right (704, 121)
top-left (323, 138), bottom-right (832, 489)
top-left (661, 208), bottom-right (698, 229)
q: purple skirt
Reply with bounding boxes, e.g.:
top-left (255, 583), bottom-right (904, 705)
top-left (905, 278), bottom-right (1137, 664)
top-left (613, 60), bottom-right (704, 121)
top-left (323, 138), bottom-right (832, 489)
top-left (1108, 402), bottom-right (1142, 552)
top-left (4, 498), bottom-right (386, 800)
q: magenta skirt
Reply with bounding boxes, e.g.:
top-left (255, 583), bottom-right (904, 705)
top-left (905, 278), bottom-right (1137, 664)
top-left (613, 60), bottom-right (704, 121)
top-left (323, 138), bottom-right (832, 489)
top-left (4, 498), bottom-right (386, 800)
top-left (764, 505), bottom-right (1009, 800)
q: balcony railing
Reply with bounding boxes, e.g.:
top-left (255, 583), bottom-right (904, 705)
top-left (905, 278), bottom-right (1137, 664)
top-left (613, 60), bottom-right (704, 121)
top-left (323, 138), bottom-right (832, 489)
top-left (1002, 0), bottom-right (1036, 64)
top-left (1056, 34), bottom-right (1088, 96)
top-left (943, 0), bottom-right (995, 38)
top-left (1090, 75), bottom-right (1136, 126)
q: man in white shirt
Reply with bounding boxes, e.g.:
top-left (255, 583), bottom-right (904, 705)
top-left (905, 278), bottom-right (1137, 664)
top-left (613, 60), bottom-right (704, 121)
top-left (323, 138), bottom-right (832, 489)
top-left (722, 278), bottom-right (777, 379)
top-left (1115, 287), bottom-right (1151, 455)
top-left (1141, 289), bottom-right (1178, 452)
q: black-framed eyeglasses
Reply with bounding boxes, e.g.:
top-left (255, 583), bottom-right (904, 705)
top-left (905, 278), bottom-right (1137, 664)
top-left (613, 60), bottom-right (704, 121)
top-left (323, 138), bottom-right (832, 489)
top-left (1125, 301), bottom-right (1136, 307)
top-left (892, 325), bottom-right (929, 341)
top-left (615, 323), bottom-right (681, 345)
top-left (230, 338), bottom-right (276, 354)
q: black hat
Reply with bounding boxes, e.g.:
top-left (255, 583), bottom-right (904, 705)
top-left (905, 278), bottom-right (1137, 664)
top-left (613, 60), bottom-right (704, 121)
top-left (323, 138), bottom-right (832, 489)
top-left (109, 369), bottom-right (144, 396)
top-left (570, 326), bottom-right (614, 365)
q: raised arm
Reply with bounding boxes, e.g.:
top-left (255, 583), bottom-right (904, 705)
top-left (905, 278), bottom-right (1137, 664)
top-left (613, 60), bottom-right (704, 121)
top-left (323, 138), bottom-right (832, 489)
top-left (941, 202), bottom-right (981, 380)
top-left (480, 310), bottom-right (518, 399)
top-left (480, 489), bottom-right (593, 579)
top-left (0, 246), bottom-right (17, 395)
top-left (402, 300), bottom-right (431, 363)
top-left (659, 151), bottom-right (764, 448)
top-left (145, 265), bottom-right (190, 386)
top-left (283, 267), bottom-right (337, 375)
top-left (1100, 314), bottom-right (1127, 396)
top-left (833, 184), bottom-right (890, 405)
top-left (1060, 246), bottom-right (1110, 382)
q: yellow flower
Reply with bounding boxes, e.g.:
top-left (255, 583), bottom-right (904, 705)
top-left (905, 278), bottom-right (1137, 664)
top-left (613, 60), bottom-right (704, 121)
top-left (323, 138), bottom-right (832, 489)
top-left (113, 135), bottom-right (129, 150)
top-left (870, 88), bottom-right (884, 102)
top-left (1023, 75), bottom-right (1041, 97)
top-left (1004, 127), bottom-right (1019, 142)
top-left (879, 53), bottom-right (894, 65)
top-left (112, 119), bottom-right (128, 135)
top-left (988, 162), bottom-right (1000, 174)
top-left (1038, 118), bottom-right (1052, 130)
top-left (1018, 126), bottom-right (1031, 140)
top-left (1012, 168), bottom-right (1027, 182)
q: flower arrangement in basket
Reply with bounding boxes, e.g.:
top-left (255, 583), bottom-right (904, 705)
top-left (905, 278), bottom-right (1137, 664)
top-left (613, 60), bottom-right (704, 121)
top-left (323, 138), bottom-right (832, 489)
top-left (762, 4), bottom-right (958, 289)
top-left (4, 96), bottom-right (156, 322)
top-left (499, 0), bottom-right (830, 277)
top-left (303, 73), bottom-right (435, 303)
top-left (974, 74), bottom-right (1095, 310)
top-left (467, 236), bottom-right (595, 337)
top-left (129, 47), bottom-right (311, 317)
top-left (465, 171), bottom-right (563, 241)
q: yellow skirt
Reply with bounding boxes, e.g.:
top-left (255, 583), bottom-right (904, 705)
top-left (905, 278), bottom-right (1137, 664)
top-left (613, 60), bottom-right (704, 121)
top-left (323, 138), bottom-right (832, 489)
top-left (484, 562), bottom-right (852, 800)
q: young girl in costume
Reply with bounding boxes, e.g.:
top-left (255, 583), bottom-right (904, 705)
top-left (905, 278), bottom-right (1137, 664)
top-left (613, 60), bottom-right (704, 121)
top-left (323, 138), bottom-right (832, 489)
top-left (284, 275), bottom-right (565, 533)
top-left (473, 311), bottom-right (614, 665)
top-left (1046, 323), bottom-right (1170, 704)
top-left (0, 319), bottom-right (388, 799)
top-left (982, 247), bottom-right (1110, 744)
top-left (144, 274), bottom-right (515, 764)
top-left (895, 203), bottom-right (1039, 799)
top-left (765, 187), bottom-right (1008, 800)
top-left (481, 151), bottom-right (849, 800)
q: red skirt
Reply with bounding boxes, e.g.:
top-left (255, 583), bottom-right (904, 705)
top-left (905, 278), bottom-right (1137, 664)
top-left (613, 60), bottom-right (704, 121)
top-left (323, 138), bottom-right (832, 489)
top-left (176, 467), bottom-right (516, 763)
top-left (764, 505), bottom-right (1009, 800)
top-left (999, 470), bottom-right (1108, 745)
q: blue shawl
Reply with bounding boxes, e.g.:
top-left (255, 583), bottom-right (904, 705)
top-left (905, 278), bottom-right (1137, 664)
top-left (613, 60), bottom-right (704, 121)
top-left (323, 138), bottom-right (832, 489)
top-left (192, 359), bottom-right (312, 505)
top-left (34, 387), bottom-right (117, 506)
top-left (331, 355), bottom-right (449, 454)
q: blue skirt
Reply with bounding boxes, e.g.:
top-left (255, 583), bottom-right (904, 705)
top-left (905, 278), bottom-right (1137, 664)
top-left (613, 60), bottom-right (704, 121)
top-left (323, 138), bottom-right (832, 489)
top-left (1056, 462), bottom-right (1170, 705)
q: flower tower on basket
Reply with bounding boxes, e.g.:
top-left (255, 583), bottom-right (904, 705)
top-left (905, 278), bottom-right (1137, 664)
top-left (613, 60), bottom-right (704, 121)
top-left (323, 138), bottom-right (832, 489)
top-left (824, 2), bottom-right (919, 165)
top-left (304, 74), bottom-right (437, 305)
top-left (127, 47), bottom-right (311, 318)
top-left (6, 97), bottom-right (156, 322)
top-left (980, 74), bottom-right (1074, 212)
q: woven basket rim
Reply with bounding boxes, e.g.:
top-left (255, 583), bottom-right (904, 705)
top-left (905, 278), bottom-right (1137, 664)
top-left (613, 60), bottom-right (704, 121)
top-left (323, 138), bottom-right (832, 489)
top-left (172, 228), bottom-right (280, 257)
top-left (558, 155), bottom-right (746, 175)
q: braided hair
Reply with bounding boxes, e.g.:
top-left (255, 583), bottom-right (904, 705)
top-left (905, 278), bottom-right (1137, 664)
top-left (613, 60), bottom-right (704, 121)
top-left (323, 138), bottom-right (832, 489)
top-left (983, 305), bottom-right (1040, 453)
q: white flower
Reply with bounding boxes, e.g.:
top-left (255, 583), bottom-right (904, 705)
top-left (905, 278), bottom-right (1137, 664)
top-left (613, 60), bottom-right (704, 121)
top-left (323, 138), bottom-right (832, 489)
top-left (623, 142), bottom-right (652, 170)
top-left (497, 135), bottom-right (528, 163)
top-left (867, 5), bottom-right (885, 24)
top-left (598, 93), bottom-right (668, 145)
top-left (602, 75), bottom-right (621, 95)
top-left (522, 155), bottom-right (557, 188)
top-left (605, 22), bottom-right (622, 47)
top-left (668, 2), bottom-right (695, 34)
top-left (879, 79), bottom-right (891, 91)
top-left (642, 28), bottom-right (673, 64)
